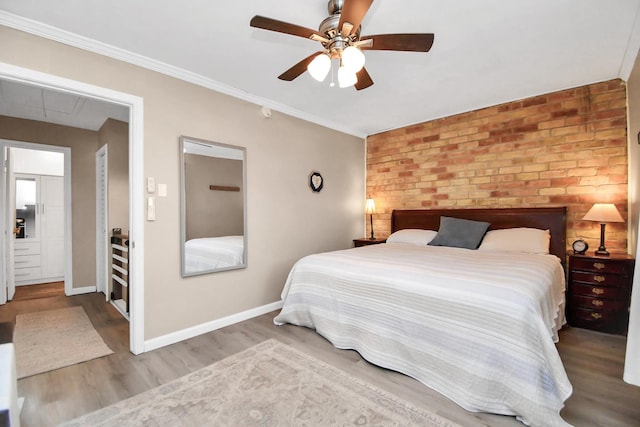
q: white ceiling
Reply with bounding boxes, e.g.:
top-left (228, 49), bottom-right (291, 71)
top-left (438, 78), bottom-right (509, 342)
top-left (0, 79), bottom-right (129, 131)
top-left (1, 0), bottom-right (639, 137)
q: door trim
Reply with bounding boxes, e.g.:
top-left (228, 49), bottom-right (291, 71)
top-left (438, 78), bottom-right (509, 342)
top-left (95, 145), bottom-right (109, 299)
top-left (0, 61), bottom-right (145, 355)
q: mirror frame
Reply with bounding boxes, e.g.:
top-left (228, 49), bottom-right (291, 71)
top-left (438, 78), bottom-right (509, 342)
top-left (179, 136), bottom-right (247, 277)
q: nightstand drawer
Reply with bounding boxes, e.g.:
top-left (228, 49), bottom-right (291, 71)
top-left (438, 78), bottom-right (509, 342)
top-left (570, 283), bottom-right (627, 299)
top-left (570, 257), bottom-right (633, 275)
top-left (569, 307), bottom-right (618, 330)
top-left (570, 271), bottom-right (628, 287)
top-left (570, 294), bottom-right (625, 311)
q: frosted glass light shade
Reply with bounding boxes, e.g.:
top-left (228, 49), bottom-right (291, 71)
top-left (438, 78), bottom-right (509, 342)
top-left (342, 46), bottom-right (365, 73)
top-left (338, 66), bottom-right (357, 88)
top-left (583, 203), bottom-right (624, 223)
top-left (307, 54), bottom-right (331, 82)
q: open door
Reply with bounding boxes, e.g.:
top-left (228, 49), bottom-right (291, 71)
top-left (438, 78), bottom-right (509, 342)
top-left (1, 146), bottom-right (17, 302)
top-left (96, 145), bottom-right (109, 299)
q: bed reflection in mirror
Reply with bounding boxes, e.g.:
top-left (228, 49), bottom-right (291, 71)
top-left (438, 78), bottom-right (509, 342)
top-left (180, 136), bottom-right (247, 276)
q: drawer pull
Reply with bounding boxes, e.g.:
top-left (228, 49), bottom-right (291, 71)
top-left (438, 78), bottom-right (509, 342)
top-left (593, 262), bottom-right (605, 270)
top-left (591, 312), bottom-right (603, 320)
top-left (592, 288), bottom-right (604, 295)
top-left (593, 275), bottom-right (605, 283)
top-left (592, 300), bottom-right (604, 307)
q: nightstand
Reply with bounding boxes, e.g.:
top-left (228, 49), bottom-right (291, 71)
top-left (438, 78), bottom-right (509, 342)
top-left (567, 253), bottom-right (635, 335)
top-left (353, 238), bottom-right (386, 247)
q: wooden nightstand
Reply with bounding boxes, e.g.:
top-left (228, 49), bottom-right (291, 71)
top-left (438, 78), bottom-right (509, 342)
top-left (567, 253), bottom-right (635, 335)
top-left (353, 238), bottom-right (386, 247)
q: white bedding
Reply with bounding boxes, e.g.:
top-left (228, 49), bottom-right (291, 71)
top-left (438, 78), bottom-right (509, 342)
top-left (274, 242), bottom-right (572, 427)
top-left (184, 236), bottom-right (244, 274)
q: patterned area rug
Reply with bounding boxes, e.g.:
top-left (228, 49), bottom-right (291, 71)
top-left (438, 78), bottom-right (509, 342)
top-left (13, 306), bottom-right (113, 379)
top-left (63, 339), bottom-right (460, 427)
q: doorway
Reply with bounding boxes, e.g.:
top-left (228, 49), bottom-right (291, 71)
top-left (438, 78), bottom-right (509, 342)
top-left (1, 142), bottom-right (71, 301)
top-left (0, 62), bottom-right (145, 354)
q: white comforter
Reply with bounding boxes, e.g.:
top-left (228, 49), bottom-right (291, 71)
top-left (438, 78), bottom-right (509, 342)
top-left (274, 243), bottom-right (572, 427)
top-left (184, 236), bottom-right (244, 274)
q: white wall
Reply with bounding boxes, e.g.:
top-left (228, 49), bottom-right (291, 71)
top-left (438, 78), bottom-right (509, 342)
top-left (0, 26), bottom-right (365, 341)
top-left (625, 51), bottom-right (640, 386)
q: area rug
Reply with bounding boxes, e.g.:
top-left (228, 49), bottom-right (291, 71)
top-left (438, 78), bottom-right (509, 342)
top-left (62, 339), bottom-right (460, 427)
top-left (13, 306), bottom-right (113, 379)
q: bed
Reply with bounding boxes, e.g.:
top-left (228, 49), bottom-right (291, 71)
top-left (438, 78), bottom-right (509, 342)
top-left (274, 207), bottom-right (572, 427)
top-left (183, 235), bottom-right (244, 274)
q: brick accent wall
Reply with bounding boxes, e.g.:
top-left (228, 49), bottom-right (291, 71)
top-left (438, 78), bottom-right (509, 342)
top-left (367, 79), bottom-right (629, 254)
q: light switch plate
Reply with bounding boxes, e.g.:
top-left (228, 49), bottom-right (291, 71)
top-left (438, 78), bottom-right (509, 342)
top-left (157, 183), bottom-right (167, 197)
top-left (146, 177), bottom-right (156, 193)
top-left (147, 197), bottom-right (156, 221)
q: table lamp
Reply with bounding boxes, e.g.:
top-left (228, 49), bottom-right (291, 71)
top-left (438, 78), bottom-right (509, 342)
top-left (582, 203), bottom-right (624, 256)
top-left (365, 198), bottom-right (376, 240)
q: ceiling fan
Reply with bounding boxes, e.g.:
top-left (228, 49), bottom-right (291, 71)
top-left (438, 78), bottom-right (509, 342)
top-left (250, 0), bottom-right (434, 90)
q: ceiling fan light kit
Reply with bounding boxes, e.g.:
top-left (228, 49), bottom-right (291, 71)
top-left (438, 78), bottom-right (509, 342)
top-left (250, 0), bottom-right (434, 90)
top-left (308, 53), bottom-right (332, 81)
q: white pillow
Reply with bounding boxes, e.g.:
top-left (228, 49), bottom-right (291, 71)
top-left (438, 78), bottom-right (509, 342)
top-left (386, 229), bottom-right (438, 245)
top-left (477, 227), bottom-right (550, 254)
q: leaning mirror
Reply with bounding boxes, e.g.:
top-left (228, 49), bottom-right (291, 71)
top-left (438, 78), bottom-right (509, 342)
top-left (180, 136), bottom-right (247, 276)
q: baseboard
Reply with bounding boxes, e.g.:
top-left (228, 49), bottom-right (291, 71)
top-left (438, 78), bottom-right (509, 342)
top-left (144, 300), bottom-right (284, 352)
top-left (66, 285), bottom-right (97, 296)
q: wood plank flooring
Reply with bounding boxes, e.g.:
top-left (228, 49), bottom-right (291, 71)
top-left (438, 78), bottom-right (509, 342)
top-left (12, 282), bottom-right (64, 301)
top-left (1, 292), bottom-right (639, 427)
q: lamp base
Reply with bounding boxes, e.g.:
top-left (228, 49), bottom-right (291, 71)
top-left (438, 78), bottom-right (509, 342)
top-left (595, 223), bottom-right (609, 256)
top-left (369, 213), bottom-right (375, 240)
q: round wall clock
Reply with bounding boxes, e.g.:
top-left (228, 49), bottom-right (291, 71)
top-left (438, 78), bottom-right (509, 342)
top-left (309, 171), bottom-right (323, 193)
top-left (572, 239), bottom-right (588, 255)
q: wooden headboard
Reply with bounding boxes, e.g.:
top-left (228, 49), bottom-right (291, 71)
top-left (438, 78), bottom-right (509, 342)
top-left (391, 207), bottom-right (567, 266)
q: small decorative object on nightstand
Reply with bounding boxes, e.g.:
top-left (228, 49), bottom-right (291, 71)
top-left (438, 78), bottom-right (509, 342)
top-left (353, 238), bottom-right (386, 247)
top-left (567, 253), bottom-right (635, 335)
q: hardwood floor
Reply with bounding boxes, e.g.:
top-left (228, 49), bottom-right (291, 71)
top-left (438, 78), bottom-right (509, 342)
top-left (1, 292), bottom-right (639, 427)
top-left (12, 282), bottom-right (64, 302)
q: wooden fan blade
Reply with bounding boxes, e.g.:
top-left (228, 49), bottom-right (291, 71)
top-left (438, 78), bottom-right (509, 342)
top-left (250, 15), bottom-right (327, 42)
top-left (355, 67), bottom-right (374, 90)
top-left (278, 52), bottom-right (324, 81)
top-left (360, 33), bottom-right (435, 52)
top-left (338, 0), bottom-right (374, 36)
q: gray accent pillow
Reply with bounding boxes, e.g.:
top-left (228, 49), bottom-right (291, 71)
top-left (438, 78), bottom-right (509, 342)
top-left (428, 216), bottom-right (491, 249)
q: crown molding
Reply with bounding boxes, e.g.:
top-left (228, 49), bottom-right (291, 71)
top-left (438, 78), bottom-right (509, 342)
top-left (0, 11), bottom-right (366, 138)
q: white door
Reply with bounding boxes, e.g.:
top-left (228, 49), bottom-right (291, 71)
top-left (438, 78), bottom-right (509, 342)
top-left (41, 175), bottom-right (65, 280)
top-left (96, 145), bottom-right (108, 298)
top-left (6, 151), bottom-right (16, 300)
top-left (0, 146), bottom-right (16, 303)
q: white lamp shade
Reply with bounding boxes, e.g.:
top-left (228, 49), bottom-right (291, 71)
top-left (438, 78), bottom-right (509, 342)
top-left (365, 198), bottom-right (375, 214)
top-left (342, 46), bottom-right (365, 73)
top-left (338, 66), bottom-right (357, 88)
top-left (582, 203), bottom-right (624, 223)
top-left (307, 54), bottom-right (331, 82)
